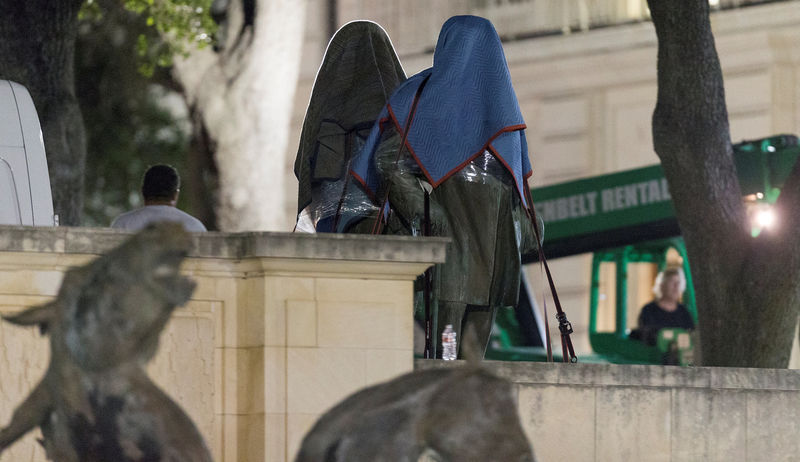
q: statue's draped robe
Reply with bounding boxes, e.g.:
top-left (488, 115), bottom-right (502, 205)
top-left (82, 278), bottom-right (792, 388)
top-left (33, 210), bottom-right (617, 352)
top-left (293, 21), bottom-right (405, 232)
top-left (350, 16), bottom-right (536, 355)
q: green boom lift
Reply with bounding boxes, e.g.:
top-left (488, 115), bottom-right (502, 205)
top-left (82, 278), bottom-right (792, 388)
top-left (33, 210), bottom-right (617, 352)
top-left (485, 134), bottom-right (800, 364)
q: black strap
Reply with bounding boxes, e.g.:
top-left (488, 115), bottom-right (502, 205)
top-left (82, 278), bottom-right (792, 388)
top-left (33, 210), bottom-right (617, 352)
top-left (369, 76), bottom-right (436, 357)
top-left (524, 178), bottom-right (577, 363)
top-left (423, 190), bottom-right (434, 358)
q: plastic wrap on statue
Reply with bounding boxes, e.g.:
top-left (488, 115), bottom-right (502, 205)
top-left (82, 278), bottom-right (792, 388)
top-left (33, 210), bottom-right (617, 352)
top-left (349, 16), bottom-right (539, 357)
top-left (294, 21), bottom-right (406, 233)
top-left (373, 138), bottom-right (535, 309)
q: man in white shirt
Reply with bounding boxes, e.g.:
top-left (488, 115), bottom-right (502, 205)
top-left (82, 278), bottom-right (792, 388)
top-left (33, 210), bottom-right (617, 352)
top-left (111, 164), bottom-right (207, 232)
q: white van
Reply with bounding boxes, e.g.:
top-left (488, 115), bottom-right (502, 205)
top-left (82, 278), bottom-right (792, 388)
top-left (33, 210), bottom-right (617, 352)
top-left (0, 80), bottom-right (56, 226)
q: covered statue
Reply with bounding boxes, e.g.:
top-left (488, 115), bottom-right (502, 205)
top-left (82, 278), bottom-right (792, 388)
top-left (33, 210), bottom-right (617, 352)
top-left (294, 20), bottom-right (406, 233)
top-left (349, 15), bottom-right (538, 358)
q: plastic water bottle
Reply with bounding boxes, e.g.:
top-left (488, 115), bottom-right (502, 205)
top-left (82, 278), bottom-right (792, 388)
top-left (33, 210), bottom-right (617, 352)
top-left (442, 324), bottom-right (457, 360)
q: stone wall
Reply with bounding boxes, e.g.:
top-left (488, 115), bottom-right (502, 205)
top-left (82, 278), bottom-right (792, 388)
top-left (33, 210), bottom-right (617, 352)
top-left (417, 359), bottom-right (800, 462)
top-left (0, 226), bottom-right (446, 462)
top-left (1, 226), bottom-right (798, 461)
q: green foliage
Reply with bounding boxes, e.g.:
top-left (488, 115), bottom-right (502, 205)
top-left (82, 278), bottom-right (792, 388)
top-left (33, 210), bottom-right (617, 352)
top-left (122, 0), bottom-right (217, 44)
top-left (81, 0), bottom-right (217, 77)
top-left (78, 0), bottom-right (103, 21)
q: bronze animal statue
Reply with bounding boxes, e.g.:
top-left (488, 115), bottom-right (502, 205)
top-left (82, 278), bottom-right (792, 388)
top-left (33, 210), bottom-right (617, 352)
top-left (295, 331), bottom-right (536, 462)
top-left (0, 223), bottom-right (212, 461)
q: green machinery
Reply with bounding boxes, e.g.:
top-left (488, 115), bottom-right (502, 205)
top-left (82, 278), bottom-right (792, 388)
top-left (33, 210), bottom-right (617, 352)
top-left (485, 134), bottom-right (800, 364)
top-left (587, 238), bottom-right (695, 365)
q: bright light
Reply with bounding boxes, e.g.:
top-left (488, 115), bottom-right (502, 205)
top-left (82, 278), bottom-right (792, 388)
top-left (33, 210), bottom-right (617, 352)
top-left (755, 208), bottom-right (775, 228)
top-left (756, 192), bottom-right (764, 199)
top-left (708, 0), bottom-right (720, 6)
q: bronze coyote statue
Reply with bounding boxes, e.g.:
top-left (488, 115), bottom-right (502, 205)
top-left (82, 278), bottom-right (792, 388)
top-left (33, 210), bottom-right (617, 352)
top-left (0, 223), bottom-right (211, 461)
top-left (296, 330), bottom-right (536, 462)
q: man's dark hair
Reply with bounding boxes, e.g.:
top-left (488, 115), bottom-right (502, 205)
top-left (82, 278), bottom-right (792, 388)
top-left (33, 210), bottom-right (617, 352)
top-left (141, 165), bottom-right (180, 200)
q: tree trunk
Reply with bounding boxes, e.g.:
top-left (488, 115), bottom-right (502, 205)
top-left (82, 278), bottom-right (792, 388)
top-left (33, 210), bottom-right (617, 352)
top-left (0, 1), bottom-right (86, 226)
top-left (172, 0), bottom-right (307, 231)
top-left (647, 0), bottom-right (800, 367)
